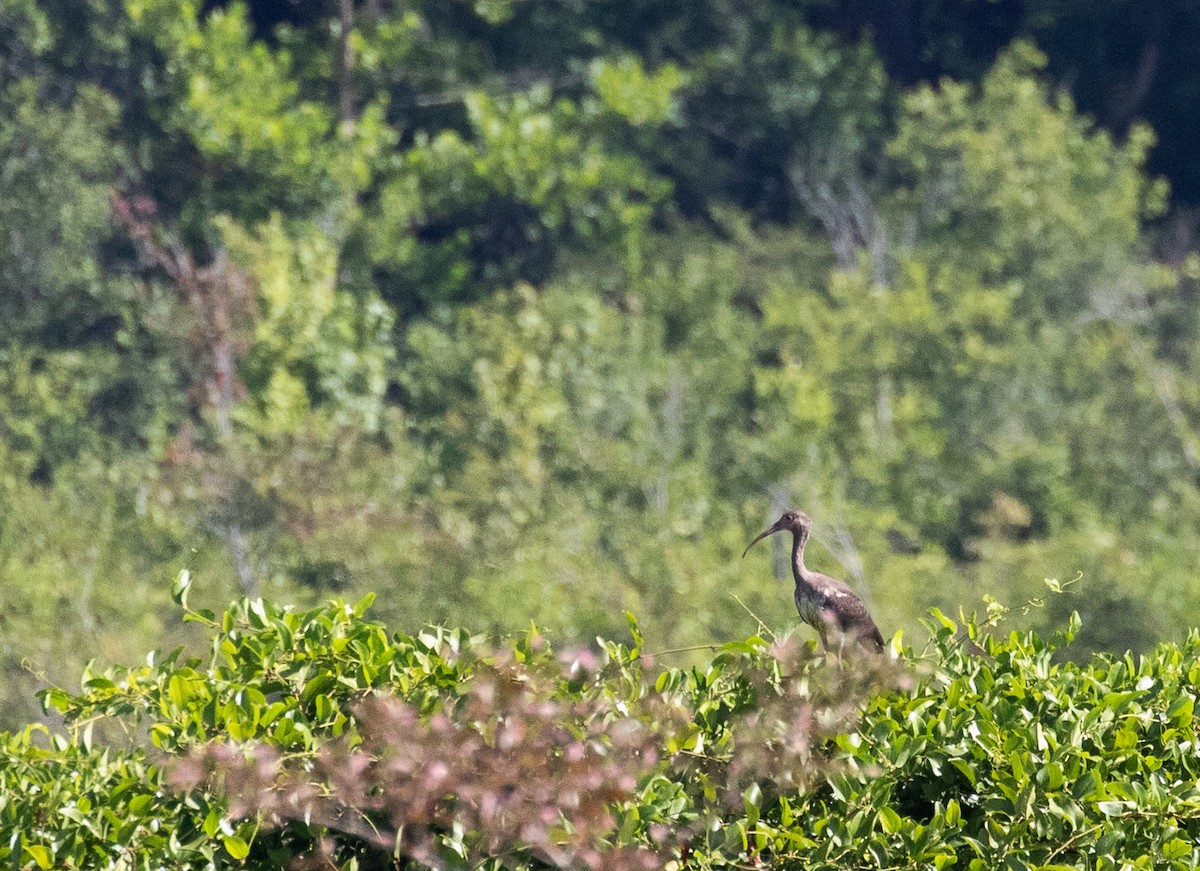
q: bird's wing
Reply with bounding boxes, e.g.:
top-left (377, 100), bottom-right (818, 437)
top-left (812, 573), bottom-right (883, 638)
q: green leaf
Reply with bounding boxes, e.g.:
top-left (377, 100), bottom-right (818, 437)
top-left (879, 806), bottom-right (903, 834)
top-left (300, 673), bottom-right (336, 705)
top-left (127, 793), bottom-right (155, 815)
top-left (184, 608), bottom-right (216, 625)
top-left (353, 591), bottom-right (376, 616)
top-left (742, 783), bottom-right (761, 828)
top-left (929, 608), bottom-right (956, 631)
top-left (1071, 769), bottom-right (1099, 800)
top-left (1162, 838), bottom-right (1192, 860)
top-left (223, 834), bottom-right (250, 860)
top-left (24, 845), bottom-right (52, 871)
top-left (40, 687), bottom-right (72, 715)
top-left (1167, 695), bottom-right (1194, 728)
top-left (945, 799), bottom-right (961, 827)
top-left (1040, 762), bottom-right (1064, 791)
top-left (172, 569), bottom-right (192, 609)
top-left (149, 722), bottom-right (175, 748)
top-left (167, 674), bottom-right (191, 709)
top-left (203, 806), bottom-right (223, 838)
top-left (625, 611), bottom-right (644, 653)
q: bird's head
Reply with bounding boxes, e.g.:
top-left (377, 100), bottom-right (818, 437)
top-left (742, 509), bottom-right (811, 558)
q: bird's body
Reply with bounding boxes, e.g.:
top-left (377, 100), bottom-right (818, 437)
top-left (744, 510), bottom-right (884, 653)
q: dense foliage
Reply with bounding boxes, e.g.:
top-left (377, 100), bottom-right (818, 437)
top-left (6, 4), bottom-right (1200, 866)
top-left (4, 587), bottom-right (1200, 869)
top-left (4, 0), bottom-right (1200, 737)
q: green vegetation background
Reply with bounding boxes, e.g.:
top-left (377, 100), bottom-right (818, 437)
top-left (4, 0), bottom-right (1200, 729)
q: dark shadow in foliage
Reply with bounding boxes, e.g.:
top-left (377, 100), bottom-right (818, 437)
top-left (376, 197), bottom-right (562, 321)
top-left (1045, 582), bottom-right (1161, 660)
top-left (291, 557), bottom-right (352, 592)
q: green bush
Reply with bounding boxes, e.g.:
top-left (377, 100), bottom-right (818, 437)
top-left (3, 581), bottom-right (1199, 869)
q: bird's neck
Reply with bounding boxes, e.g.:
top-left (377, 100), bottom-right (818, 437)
top-left (791, 527), bottom-right (812, 587)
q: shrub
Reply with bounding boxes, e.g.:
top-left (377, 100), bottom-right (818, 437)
top-left (3, 577), bottom-right (1198, 870)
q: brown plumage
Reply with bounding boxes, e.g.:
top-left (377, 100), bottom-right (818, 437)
top-left (743, 509), bottom-right (884, 653)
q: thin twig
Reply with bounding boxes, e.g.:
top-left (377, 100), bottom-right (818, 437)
top-left (732, 594), bottom-right (777, 641)
top-left (643, 643), bottom-right (722, 658)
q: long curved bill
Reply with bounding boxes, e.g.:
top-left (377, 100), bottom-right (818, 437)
top-left (742, 519), bottom-right (784, 558)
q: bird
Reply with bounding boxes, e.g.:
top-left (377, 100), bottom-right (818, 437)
top-left (743, 509), bottom-right (884, 653)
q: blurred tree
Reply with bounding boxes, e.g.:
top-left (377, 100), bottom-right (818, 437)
top-left (811, 0), bottom-right (1200, 206)
top-left (367, 79), bottom-right (671, 315)
top-left (0, 81), bottom-right (117, 345)
top-left (748, 43), bottom-right (1190, 638)
top-left (886, 43), bottom-right (1165, 319)
top-left (7, 0), bottom-right (1200, 734)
